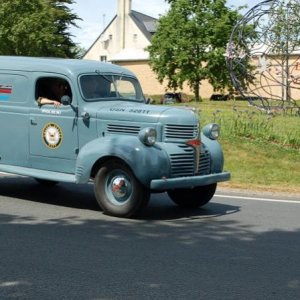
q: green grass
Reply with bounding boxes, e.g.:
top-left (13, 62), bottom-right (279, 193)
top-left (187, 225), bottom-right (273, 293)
top-left (221, 137), bottom-right (300, 193)
top-left (152, 98), bottom-right (300, 193)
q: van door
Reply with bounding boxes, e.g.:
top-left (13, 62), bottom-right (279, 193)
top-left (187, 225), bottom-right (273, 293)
top-left (29, 76), bottom-right (78, 173)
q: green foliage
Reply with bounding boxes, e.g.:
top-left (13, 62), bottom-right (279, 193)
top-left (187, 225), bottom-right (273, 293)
top-left (198, 101), bottom-right (300, 149)
top-left (0, 0), bottom-right (80, 57)
top-left (147, 0), bottom-right (243, 101)
top-left (268, 1), bottom-right (300, 54)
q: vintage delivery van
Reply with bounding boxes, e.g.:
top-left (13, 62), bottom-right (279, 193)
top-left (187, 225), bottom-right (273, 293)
top-left (0, 56), bottom-right (230, 217)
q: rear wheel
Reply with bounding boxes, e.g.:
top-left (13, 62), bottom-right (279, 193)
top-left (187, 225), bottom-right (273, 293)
top-left (168, 183), bottom-right (217, 208)
top-left (94, 159), bottom-right (150, 218)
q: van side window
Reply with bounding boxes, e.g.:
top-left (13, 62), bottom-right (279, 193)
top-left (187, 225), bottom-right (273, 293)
top-left (36, 77), bottom-right (72, 106)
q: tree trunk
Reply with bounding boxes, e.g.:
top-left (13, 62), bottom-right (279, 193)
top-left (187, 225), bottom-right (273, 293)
top-left (194, 82), bottom-right (201, 102)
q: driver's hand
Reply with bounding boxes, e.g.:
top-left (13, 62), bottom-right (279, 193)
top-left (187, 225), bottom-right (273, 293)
top-left (53, 101), bottom-right (61, 107)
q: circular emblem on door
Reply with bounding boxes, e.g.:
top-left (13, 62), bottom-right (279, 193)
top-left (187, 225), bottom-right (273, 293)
top-left (42, 123), bottom-right (63, 148)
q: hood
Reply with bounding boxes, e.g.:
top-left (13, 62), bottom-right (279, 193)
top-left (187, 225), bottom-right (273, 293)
top-left (93, 101), bottom-right (198, 125)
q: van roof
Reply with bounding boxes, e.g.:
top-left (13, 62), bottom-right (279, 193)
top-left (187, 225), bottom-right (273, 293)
top-left (0, 56), bottom-right (136, 77)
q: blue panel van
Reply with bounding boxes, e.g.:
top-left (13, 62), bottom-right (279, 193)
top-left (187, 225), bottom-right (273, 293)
top-left (0, 56), bottom-right (230, 217)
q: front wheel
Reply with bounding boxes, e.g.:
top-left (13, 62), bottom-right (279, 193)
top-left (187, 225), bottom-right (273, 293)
top-left (167, 183), bottom-right (217, 208)
top-left (94, 159), bottom-right (150, 218)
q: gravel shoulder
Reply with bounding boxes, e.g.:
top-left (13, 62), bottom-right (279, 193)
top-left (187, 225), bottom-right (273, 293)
top-left (218, 182), bottom-right (300, 199)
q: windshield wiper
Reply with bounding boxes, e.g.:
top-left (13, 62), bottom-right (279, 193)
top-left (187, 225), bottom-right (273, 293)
top-left (95, 70), bottom-right (121, 97)
top-left (95, 70), bottom-right (113, 84)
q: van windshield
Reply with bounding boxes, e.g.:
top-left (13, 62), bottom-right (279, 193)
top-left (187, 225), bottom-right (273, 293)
top-left (79, 74), bottom-right (145, 102)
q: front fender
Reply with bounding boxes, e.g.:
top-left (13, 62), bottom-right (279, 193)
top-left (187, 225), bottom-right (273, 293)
top-left (201, 133), bottom-right (224, 173)
top-left (75, 136), bottom-right (170, 186)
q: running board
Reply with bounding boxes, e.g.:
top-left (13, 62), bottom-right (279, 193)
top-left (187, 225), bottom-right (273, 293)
top-left (0, 164), bottom-right (76, 183)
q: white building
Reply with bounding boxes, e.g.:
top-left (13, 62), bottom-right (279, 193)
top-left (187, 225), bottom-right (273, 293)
top-left (84, 0), bottom-right (202, 97)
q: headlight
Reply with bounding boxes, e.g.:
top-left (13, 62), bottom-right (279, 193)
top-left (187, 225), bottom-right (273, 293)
top-left (202, 123), bottom-right (220, 140)
top-left (139, 128), bottom-right (157, 146)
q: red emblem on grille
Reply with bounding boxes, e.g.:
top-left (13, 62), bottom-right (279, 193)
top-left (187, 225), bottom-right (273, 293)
top-left (186, 139), bottom-right (201, 147)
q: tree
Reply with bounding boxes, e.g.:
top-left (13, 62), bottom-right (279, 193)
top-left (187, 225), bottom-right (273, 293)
top-left (227, 0), bottom-right (300, 114)
top-left (147, 0), bottom-right (242, 101)
top-left (267, 0), bottom-right (300, 102)
top-left (0, 0), bottom-right (80, 58)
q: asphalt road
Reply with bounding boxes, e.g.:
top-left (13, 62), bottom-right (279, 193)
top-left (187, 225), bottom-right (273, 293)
top-left (0, 175), bottom-right (299, 300)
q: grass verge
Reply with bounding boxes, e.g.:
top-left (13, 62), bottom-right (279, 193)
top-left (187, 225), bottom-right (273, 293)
top-left (220, 136), bottom-right (300, 194)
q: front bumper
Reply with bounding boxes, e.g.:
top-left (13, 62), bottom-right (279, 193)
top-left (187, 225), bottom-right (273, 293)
top-left (150, 171), bottom-right (231, 190)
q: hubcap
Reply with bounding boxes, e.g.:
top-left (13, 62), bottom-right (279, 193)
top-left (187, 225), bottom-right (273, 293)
top-left (111, 176), bottom-right (129, 198)
top-left (106, 171), bottom-right (132, 205)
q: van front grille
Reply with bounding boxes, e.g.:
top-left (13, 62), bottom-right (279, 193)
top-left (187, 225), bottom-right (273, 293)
top-left (197, 149), bottom-right (211, 176)
top-left (170, 146), bottom-right (195, 177)
top-left (170, 145), bottom-right (211, 177)
top-left (164, 124), bottom-right (199, 141)
top-left (107, 124), bottom-right (140, 135)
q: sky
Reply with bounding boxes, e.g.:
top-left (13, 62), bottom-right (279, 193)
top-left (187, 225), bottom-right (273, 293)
top-left (68, 0), bottom-right (262, 49)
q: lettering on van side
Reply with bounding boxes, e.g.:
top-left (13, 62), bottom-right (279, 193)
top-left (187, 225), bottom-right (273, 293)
top-left (109, 108), bottom-right (150, 114)
top-left (41, 108), bottom-right (62, 115)
top-left (128, 109), bottom-right (150, 114)
top-left (110, 108), bottom-right (126, 112)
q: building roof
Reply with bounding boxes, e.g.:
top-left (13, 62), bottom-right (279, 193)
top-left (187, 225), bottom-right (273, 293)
top-left (130, 10), bottom-right (157, 41)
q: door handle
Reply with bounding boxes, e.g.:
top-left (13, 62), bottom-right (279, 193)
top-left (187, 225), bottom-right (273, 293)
top-left (30, 117), bottom-right (37, 125)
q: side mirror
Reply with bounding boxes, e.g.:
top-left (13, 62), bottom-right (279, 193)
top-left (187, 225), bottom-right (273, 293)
top-left (61, 95), bottom-right (72, 105)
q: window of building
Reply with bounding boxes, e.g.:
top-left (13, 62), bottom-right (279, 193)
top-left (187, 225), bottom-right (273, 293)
top-left (100, 56), bottom-right (107, 62)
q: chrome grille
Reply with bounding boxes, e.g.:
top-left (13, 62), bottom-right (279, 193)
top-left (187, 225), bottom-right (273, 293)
top-left (170, 146), bottom-right (195, 177)
top-left (170, 145), bottom-right (211, 178)
top-left (197, 147), bottom-right (211, 176)
top-left (164, 124), bottom-right (199, 141)
top-left (107, 124), bottom-right (140, 135)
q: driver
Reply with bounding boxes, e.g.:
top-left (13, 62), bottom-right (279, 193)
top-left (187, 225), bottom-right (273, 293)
top-left (37, 79), bottom-right (68, 107)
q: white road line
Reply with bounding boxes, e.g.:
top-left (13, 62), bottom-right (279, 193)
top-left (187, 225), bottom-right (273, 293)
top-left (216, 194), bottom-right (300, 204)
